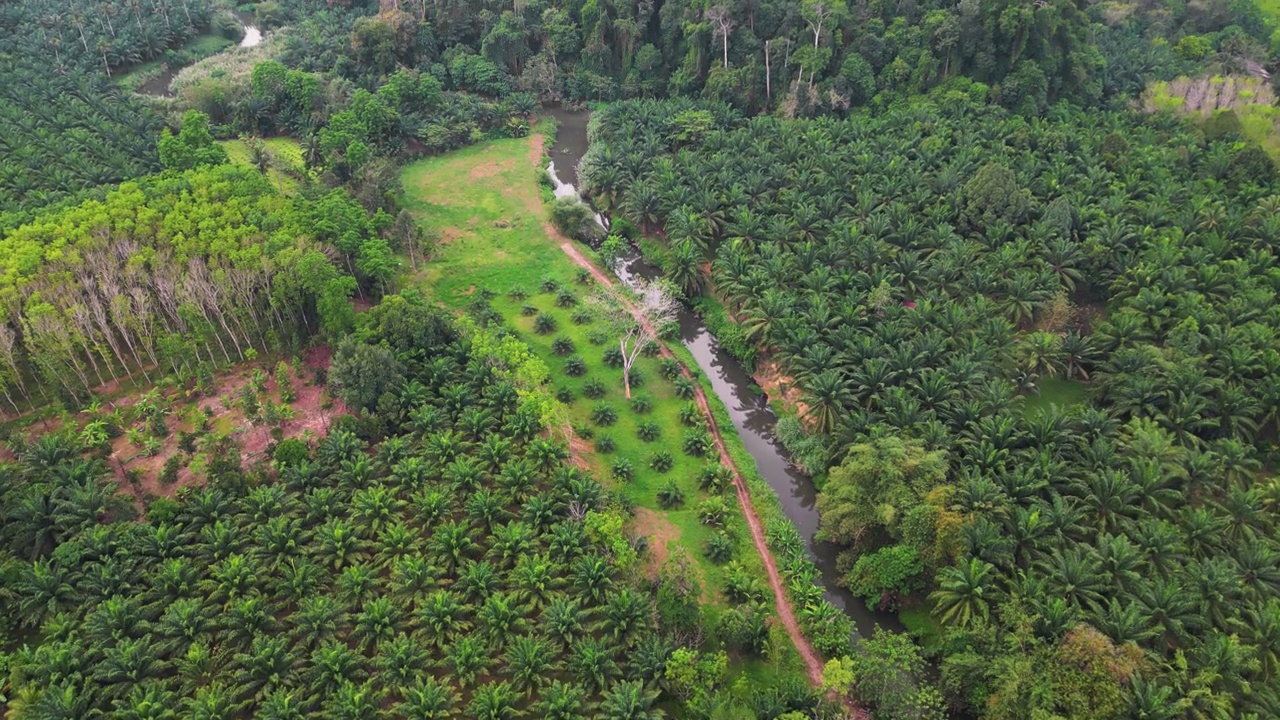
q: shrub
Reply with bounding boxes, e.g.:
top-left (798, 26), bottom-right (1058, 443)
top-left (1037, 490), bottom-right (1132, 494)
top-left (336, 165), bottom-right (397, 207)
top-left (641, 340), bottom-right (661, 357)
top-left (508, 286), bottom-right (529, 300)
top-left (571, 422), bottom-right (594, 439)
top-left (698, 496), bottom-right (729, 526)
top-left (555, 290), bottom-right (577, 308)
top-left (533, 313), bottom-right (558, 334)
top-left (683, 429), bottom-right (713, 457)
top-left (588, 328), bottom-right (610, 344)
top-left (540, 276), bottom-right (560, 293)
top-left (847, 544), bottom-right (925, 610)
top-left (674, 376), bottom-right (696, 399)
top-left (629, 394), bottom-right (653, 414)
top-left (678, 402), bottom-right (704, 427)
top-left (564, 355), bottom-right (587, 376)
top-left (520, 303), bottom-right (538, 316)
top-left (699, 463), bottom-right (734, 493)
top-left (649, 450), bottom-right (675, 473)
top-left (582, 378), bottom-right (607, 399)
top-left (160, 455), bottom-right (183, 485)
top-left (660, 358), bottom-right (682, 380)
top-left (657, 480), bottom-right (685, 508)
top-left (571, 308), bottom-right (595, 325)
top-left (595, 433), bottom-right (616, 453)
top-left (575, 268), bottom-right (593, 285)
top-left (612, 458), bottom-right (635, 481)
top-left (591, 402), bottom-right (618, 426)
top-left (555, 387), bottom-right (576, 403)
top-left (627, 368), bottom-right (646, 389)
top-left (636, 421), bottom-right (661, 442)
top-left (776, 415), bottom-right (828, 476)
top-left (273, 437), bottom-right (309, 467)
top-left (602, 347), bottom-right (624, 367)
top-left (552, 336), bottom-right (576, 355)
top-left (704, 532), bottom-right (734, 563)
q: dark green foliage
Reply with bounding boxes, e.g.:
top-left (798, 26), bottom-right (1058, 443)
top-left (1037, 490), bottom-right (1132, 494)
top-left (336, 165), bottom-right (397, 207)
top-left (649, 450), bottom-right (674, 473)
top-left (575, 268), bottom-right (593, 285)
top-left (555, 290), bottom-right (577, 308)
top-left (0, 308), bottom-right (678, 718)
top-left (602, 347), bottom-right (624, 367)
top-left (158, 111), bottom-right (230, 171)
top-left (533, 313), bottom-right (557, 334)
top-left (273, 437), bottom-right (310, 466)
top-left (704, 532), bottom-right (734, 564)
top-left (657, 480), bottom-right (685, 508)
top-left (587, 328), bottom-right (610, 345)
top-left (539, 276), bottom-right (560, 294)
top-left (580, 378), bottom-right (606, 400)
top-left (590, 402), bottom-right (617, 426)
top-left (594, 433), bottom-right (616, 454)
top-left (329, 338), bottom-right (406, 412)
top-left (520, 303), bottom-right (539, 316)
top-left (660, 359), bottom-right (682, 380)
top-left (591, 96), bottom-right (1280, 718)
top-left (629, 394), bottom-right (653, 414)
top-left (555, 386), bottom-right (575, 403)
top-left (673, 376), bottom-right (696, 400)
top-left (611, 458), bottom-right (635, 481)
top-left (563, 355), bottom-right (587, 377)
top-left (160, 454), bottom-right (183, 485)
top-left (625, 368), bottom-right (645, 389)
top-left (678, 402), bottom-right (704, 427)
top-left (846, 544), bottom-right (925, 610)
top-left (551, 335), bottom-right (576, 355)
top-left (571, 309), bottom-right (595, 325)
top-left (682, 430), bottom-right (712, 457)
top-left (698, 463), bottom-right (733, 494)
top-left (636, 421), bottom-right (661, 442)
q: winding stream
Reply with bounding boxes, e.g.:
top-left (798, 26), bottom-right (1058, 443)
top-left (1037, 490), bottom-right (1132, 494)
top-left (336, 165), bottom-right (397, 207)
top-left (134, 11), bottom-right (263, 97)
top-left (546, 108), bottom-right (903, 638)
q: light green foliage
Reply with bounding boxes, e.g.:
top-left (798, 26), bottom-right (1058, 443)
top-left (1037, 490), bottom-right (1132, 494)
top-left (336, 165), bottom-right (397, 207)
top-left (847, 544), bottom-right (925, 609)
top-left (663, 647), bottom-right (727, 702)
top-left (158, 111), bottom-right (230, 171)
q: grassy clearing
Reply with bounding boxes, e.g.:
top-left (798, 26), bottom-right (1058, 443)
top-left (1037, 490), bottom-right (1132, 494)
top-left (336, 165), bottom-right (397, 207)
top-left (399, 134), bottom-right (809, 684)
top-left (1024, 377), bottom-right (1089, 415)
top-left (221, 137), bottom-right (305, 194)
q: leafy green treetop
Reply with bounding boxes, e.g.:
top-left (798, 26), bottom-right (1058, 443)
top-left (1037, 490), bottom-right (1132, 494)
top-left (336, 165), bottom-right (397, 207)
top-left (159, 111), bottom-right (229, 171)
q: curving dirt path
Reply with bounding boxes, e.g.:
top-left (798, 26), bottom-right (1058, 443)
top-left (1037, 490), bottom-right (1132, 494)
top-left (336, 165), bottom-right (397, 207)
top-left (559, 240), bottom-right (843, 693)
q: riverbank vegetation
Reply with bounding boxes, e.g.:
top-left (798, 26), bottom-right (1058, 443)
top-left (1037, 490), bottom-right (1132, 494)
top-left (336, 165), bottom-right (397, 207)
top-left (583, 94), bottom-right (1280, 718)
top-left (396, 133), bottom-right (853, 708)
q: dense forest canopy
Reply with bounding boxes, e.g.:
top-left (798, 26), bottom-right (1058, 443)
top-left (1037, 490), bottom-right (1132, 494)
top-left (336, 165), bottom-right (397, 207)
top-left (581, 93), bottom-right (1280, 717)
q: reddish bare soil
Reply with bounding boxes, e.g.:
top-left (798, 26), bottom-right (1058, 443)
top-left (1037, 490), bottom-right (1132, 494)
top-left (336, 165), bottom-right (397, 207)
top-left (104, 346), bottom-right (345, 506)
top-left (557, 240), bottom-right (855, 702)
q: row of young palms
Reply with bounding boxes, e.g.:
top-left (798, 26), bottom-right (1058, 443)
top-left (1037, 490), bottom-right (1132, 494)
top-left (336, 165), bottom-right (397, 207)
top-left (580, 96), bottom-right (1280, 717)
top-left (0, 308), bottom-right (688, 719)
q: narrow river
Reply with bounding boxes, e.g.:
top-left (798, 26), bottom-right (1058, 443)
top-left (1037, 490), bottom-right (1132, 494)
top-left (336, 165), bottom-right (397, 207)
top-left (134, 11), bottom-right (263, 97)
top-left (546, 108), bottom-right (903, 638)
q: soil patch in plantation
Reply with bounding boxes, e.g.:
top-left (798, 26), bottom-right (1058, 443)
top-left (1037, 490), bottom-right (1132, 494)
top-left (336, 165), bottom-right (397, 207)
top-left (633, 506), bottom-right (681, 570)
top-left (753, 356), bottom-right (810, 421)
top-left (106, 345), bottom-right (346, 506)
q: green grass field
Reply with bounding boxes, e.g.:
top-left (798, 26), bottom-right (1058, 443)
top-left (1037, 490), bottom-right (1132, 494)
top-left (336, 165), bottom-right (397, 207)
top-left (399, 134), bottom-right (809, 685)
top-left (221, 137), bottom-right (304, 194)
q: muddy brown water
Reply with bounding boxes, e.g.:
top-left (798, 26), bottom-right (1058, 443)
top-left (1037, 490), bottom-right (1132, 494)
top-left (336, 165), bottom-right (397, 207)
top-left (548, 107), bottom-right (903, 639)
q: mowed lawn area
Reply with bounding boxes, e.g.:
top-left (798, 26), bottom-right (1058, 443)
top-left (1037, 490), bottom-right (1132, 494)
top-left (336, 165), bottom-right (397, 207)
top-left (398, 133), bottom-right (809, 687)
